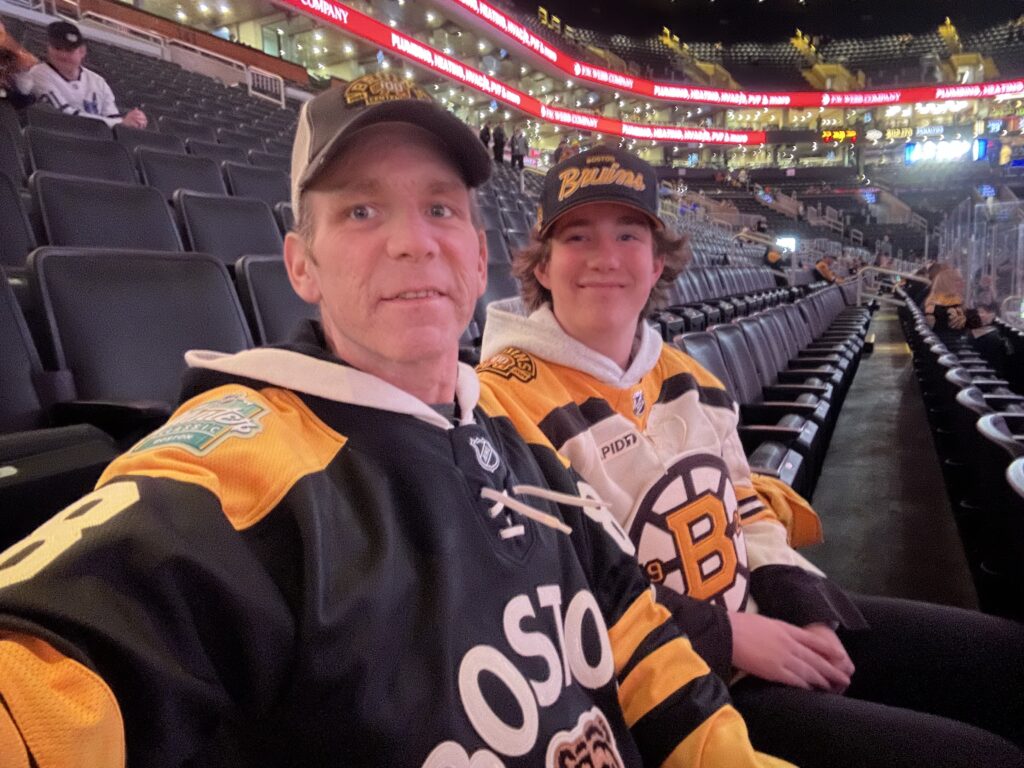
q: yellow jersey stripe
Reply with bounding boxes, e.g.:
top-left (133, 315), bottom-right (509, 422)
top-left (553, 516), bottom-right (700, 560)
top-left (606, 589), bottom-right (673, 675)
top-left (619, 637), bottom-right (710, 727)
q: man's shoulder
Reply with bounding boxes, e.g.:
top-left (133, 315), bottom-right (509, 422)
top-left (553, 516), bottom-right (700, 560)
top-left (98, 384), bottom-right (347, 529)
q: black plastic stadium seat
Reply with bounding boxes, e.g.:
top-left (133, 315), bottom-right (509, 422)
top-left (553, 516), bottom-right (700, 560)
top-left (157, 116), bottom-right (216, 143)
top-left (29, 247), bottom-right (254, 412)
top-left (0, 102), bottom-right (26, 186)
top-left (222, 162), bottom-right (290, 208)
top-left (485, 229), bottom-right (511, 263)
top-left (26, 128), bottom-right (136, 184)
top-left (174, 190), bottom-right (283, 262)
top-left (216, 128), bottom-right (264, 151)
top-left (31, 172), bottom-right (183, 251)
top-left (137, 148), bottom-right (227, 200)
top-left (24, 105), bottom-right (113, 140)
top-left (0, 172), bottom-right (36, 269)
top-left (234, 254), bottom-right (316, 345)
top-left (247, 150), bottom-right (290, 171)
top-left (186, 138), bottom-right (248, 166)
top-left (274, 201), bottom-right (294, 234)
top-left (114, 124), bottom-right (186, 156)
top-left (0, 269), bottom-right (119, 549)
top-left (473, 262), bottom-right (520, 332)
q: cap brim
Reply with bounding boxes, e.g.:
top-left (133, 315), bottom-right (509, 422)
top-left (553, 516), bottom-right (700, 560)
top-left (298, 100), bottom-right (491, 196)
top-left (538, 198), bottom-right (664, 239)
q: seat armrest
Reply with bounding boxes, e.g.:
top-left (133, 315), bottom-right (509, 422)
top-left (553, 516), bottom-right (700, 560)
top-left (777, 369), bottom-right (832, 384)
top-left (741, 402), bottom-right (818, 421)
top-left (738, 424), bottom-right (802, 450)
top-left (50, 400), bottom-right (172, 443)
top-left (764, 383), bottom-right (831, 398)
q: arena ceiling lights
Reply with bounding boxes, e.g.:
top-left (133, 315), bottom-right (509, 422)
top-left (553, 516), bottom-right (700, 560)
top-left (282, 0), bottom-right (766, 145)
top-left (442, 0), bottom-right (1024, 109)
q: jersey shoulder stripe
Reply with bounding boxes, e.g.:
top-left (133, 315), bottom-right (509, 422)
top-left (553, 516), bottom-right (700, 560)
top-left (538, 397), bottom-right (617, 450)
top-left (97, 384), bottom-right (346, 530)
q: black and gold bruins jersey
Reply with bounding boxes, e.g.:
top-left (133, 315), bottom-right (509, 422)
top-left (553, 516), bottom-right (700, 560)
top-left (0, 321), bottom-right (792, 768)
top-left (478, 302), bottom-right (864, 643)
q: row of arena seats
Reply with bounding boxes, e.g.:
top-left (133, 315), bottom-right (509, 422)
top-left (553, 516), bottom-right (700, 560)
top-left (678, 287), bottom-right (869, 497)
top-left (899, 291), bottom-right (1024, 620)
top-left (1, 171), bottom-right (290, 269)
top-left (1, 103), bottom-right (292, 188)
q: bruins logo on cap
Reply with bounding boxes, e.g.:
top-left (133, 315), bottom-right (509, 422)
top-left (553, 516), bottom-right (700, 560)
top-left (478, 347), bottom-right (537, 383)
top-left (557, 160), bottom-right (646, 202)
top-left (344, 73), bottom-right (431, 107)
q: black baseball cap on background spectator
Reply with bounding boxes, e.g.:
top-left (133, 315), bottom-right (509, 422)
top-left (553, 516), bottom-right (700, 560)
top-left (47, 21), bottom-right (84, 51)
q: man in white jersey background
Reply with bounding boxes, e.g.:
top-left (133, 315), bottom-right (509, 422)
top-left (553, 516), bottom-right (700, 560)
top-left (17, 21), bottom-right (146, 128)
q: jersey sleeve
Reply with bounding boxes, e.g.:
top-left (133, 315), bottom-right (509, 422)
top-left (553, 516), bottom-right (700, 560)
top-left (0, 384), bottom-right (344, 765)
top-left (97, 76), bottom-right (121, 120)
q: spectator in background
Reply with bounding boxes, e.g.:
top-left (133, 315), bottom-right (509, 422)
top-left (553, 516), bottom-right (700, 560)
top-left (924, 265), bottom-right (967, 344)
top-left (552, 135), bottom-right (572, 164)
top-left (814, 253), bottom-right (841, 284)
top-left (510, 126), bottom-right (528, 170)
top-left (491, 122), bottom-right (506, 164)
top-left (0, 18), bottom-right (37, 109)
top-left (19, 21), bottom-right (147, 128)
top-left (478, 120), bottom-right (490, 148)
top-left (967, 303), bottom-right (1012, 378)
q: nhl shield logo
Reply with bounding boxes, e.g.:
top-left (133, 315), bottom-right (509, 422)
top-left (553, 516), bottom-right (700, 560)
top-left (469, 436), bottom-right (501, 473)
top-left (632, 390), bottom-right (646, 417)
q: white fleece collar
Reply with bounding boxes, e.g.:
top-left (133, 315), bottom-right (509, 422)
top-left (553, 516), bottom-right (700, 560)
top-left (480, 298), bottom-right (663, 388)
top-left (184, 348), bottom-right (479, 431)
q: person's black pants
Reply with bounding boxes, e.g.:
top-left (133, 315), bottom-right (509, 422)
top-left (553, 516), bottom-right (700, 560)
top-left (731, 595), bottom-right (1024, 767)
top-left (511, 154), bottom-right (524, 170)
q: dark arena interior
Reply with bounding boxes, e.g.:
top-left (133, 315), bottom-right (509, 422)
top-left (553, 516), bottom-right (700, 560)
top-left (1, 0), bottom-right (1023, 763)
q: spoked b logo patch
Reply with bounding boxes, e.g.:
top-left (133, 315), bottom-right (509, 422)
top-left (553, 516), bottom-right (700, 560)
top-left (628, 454), bottom-right (749, 610)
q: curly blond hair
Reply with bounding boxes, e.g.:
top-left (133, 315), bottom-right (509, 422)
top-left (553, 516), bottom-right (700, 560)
top-left (511, 224), bottom-right (690, 314)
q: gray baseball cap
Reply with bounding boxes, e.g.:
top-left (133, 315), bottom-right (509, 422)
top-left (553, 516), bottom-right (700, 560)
top-left (290, 73), bottom-right (492, 220)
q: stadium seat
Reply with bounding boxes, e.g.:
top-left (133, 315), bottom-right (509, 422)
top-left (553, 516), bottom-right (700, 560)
top-left (186, 138), bottom-right (248, 165)
top-left (137, 148), bottom-right (227, 200)
top-left (0, 269), bottom-right (120, 549)
top-left (216, 128), bottom-right (264, 151)
top-left (114, 124), bottom-right (186, 156)
top-left (234, 254), bottom-right (316, 345)
top-left (0, 172), bottom-right (36, 269)
top-left (676, 330), bottom-right (805, 493)
top-left (248, 150), bottom-right (291, 171)
top-left (473, 262), bottom-right (520, 332)
top-left (24, 106), bottom-right (113, 140)
top-left (31, 172), bottom-right (183, 251)
top-left (26, 128), bottom-right (137, 184)
top-left (274, 201), bottom-right (295, 234)
top-left (28, 247), bottom-right (254, 413)
top-left (174, 190), bottom-right (283, 262)
top-left (157, 116), bottom-right (216, 143)
top-left (0, 101), bottom-right (25, 185)
top-left (223, 162), bottom-right (290, 208)
top-left (485, 229), bottom-right (511, 263)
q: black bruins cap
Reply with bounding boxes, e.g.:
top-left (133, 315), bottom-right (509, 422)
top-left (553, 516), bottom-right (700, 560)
top-left (536, 144), bottom-right (663, 238)
top-left (47, 21), bottom-right (84, 51)
top-left (291, 73), bottom-right (491, 218)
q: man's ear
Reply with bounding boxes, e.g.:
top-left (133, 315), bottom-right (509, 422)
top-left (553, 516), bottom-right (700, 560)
top-left (476, 228), bottom-right (488, 298)
top-left (284, 231), bottom-right (322, 305)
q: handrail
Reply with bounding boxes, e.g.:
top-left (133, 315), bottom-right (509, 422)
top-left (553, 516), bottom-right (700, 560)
top-left (166, 38), bottom-right (246, 75)
top-left (855, 265), bottom-right (929, 307)
top-left (80, 10), bottom-right (167, 50)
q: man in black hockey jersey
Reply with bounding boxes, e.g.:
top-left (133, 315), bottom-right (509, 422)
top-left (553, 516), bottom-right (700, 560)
top-left (0, 75), bottom-right (790, 767)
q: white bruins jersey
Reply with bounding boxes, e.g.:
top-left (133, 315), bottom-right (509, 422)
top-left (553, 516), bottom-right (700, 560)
top-left (480, 300), bottom-right (864, 633)
top-left (24, 62), bottom-right (122, 125)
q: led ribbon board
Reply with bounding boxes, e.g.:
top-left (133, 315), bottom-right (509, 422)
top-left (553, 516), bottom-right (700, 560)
top-left (281, 0), bottom-right (766, 145)
top-left (445, 0), bottom-right (1024, 108)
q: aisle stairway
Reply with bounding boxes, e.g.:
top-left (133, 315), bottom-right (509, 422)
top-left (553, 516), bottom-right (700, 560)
top-left (805, 310), bottom-right (978, 609)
